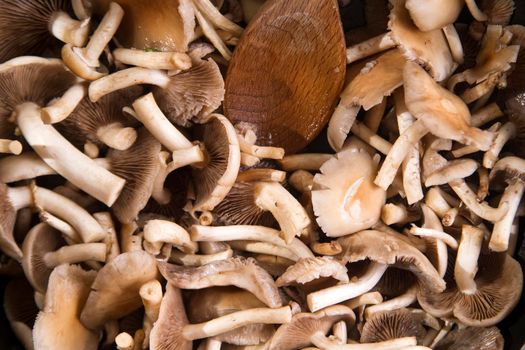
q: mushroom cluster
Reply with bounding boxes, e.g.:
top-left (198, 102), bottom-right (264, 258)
top-left (0, 0), bottom-right (524, 349)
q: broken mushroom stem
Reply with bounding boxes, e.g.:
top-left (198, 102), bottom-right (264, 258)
top-left (311, 333), bottom-right (417, 350)
top-left (96, 122), bottom-right (138, 151)
top-left (0, 139), bottom-right (22, 155)
top-left (237, 135), bottom-right (285, 160)
top-left (41, 83), bottom-right (87, 124)
top-left (140, 279), bottom-right (163, 347)
top-left (279, 154), bottom-right (333, 172)
top-left (113, 48), bottom-right (192, 70)
top-left (454, 225), bottom-right (484, 295)
top-left (49, 11), bottom-right (90, 47)
top-left (143, 220), bottom-right (198, 254)
top-left (449, 179), bottom-right (508, 222)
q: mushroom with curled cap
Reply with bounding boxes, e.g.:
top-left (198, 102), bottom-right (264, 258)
top-left (433, 326), bottom-right (504, 350)
top-left (187, 287), bottom-right (277, 345)
top-left (360, 308), bottom-right (428, 344)
top-left (275, 257), bottom-right (349, 287)
top-left (79, 250), bottom-right (158, 330)
top-left (4, 278), bottom-right (39, 350)
top-left (157, 256), bottom-right (282, 308)
top-left (150, 283), bottom-right (292, 349)
top-left (33, 264), bottom-right (99, 350)
top-left (311, 147), bottom-right (386, 237)
top-left (0, 0), bottom-right (90, 62)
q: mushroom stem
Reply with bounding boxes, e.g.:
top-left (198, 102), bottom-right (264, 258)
top-left (190, 224), bottom-right (314, 259)
top-left (0, 153), bottom-right (56, 183)
top-left (289, 170), bottom-right (314, 193)
top-left (345, 33), bottom-right (396, 64)
top-left (477, 167), bottom-right (490, 201)
top-left (381, 203), bottom-right (419, 225)
top-left (279, 154), bottom-right (332, 172)
top-left (332, 321), bottom-right (347, 344)
top-left (237, 137), bottom-right (285, 159)
top-left (327, 104), bottom-right (360, 151)
top-left (311, 241), bottom-right (342, 256)
top-left (72, 0), bottom-right (91, 19)
top-left (41, 83), bottom-right (87, 124)
top-left (364, 285), bottom-right (418, 318)
top-left (470, 103), bottom-right (503, 127)
top-left (94, 212), bottom-right (120, 261)
top-left (351, 121), bottom-right (393, 155)
top-left (442, 24), bottom-right (464, 64)
top-left (253, 182), bottom-right (311, 243)
top-left (237, 169), bottom-right (287, 183)
top-left (115, 332), bottom-right (134, 350)
top-left (345, 292), bottom-right (383, 309)
top-left (140, 280), bottom-right (162, 348)
top-left (455, 225), bottom-right (484, 294)
top-left (483, 122), bottom-right (516, 169)
top-left (0, 139), bottom-right (22, 155)
top-left (489, 181), bottom-right (525, 252)
top-left (170, 245), bottom-right (233, 266)
top-left (465, 0), bottom-right (488, 21)
top-left (5, 186), bottom-right (32, 211)
top-left (449, 179), bottom-right (508, 222)
top-left (120, 222), bottom-right (143, 253)
top-left (96, 123), bottom-right (138, 151)
top-left (364, 98), bottom-right (387, 133)
top-left (375, 120), bottom-right (429, 191)
top-left (192, 0), bottom-right (244, 35)
top-left (194, 6), bottom-right (233, 60)
top-left (241, 153), bottom-right (260, 166)
top-left (182, 306), bottom-right (292, 340)
top-left (461, 74), bottom-right (498, 104)
top-left (408, 226), bottom-right (458, 249)
top-left (311, 332), bottom-right (416, 350)
top-left (204, 339), bottom-right (222, 350)
top-left (113, 48), bottom-right (192, 70)
top-left (307, 262), bottom-right (388, 312)
top-left (228, 241), bottom-right (299, 261)
top-left (425, 159), bottom-right (479, 187)
top-left (15, 102), bottom-right (125, 206)
top-left (43, 242), bottom-right (107, 267)
top-left (39, 211), bottom-right (81, 243)
top-left (424, 187), bottom-right (456, 218)
top-left (143, 220), bottom-right (198, 254)
top-left (131, 93), bottom-right (193, 151)
top-left (49, 11), bottom-right (90, 47)
top-left (84, 141), bottom-right (100, 158)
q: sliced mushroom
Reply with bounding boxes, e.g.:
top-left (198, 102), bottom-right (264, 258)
top-left (360, 309), bottom-right (427, 344)
top-left (157, 257), bottom-right (282, 308)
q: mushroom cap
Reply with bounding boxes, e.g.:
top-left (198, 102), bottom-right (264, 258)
top-left (56, 87), bottom-right (142, 149)
top-left (360, 308), bottom-right (427, 343)
top-left (191, 114), bottom-right (241, 212)
top-left (311, 148), bottom-right (386, 237)
top-left (404, 61), bottom-right (493, 151)
top-left (389, 0), bottom-right (455, 82)
top-left (337, 230), bottom-right (446, 293)
top-left (417, 252), bottom-right (523, 326)
top-left (4, 278), bottom-right (39, 350)
top-left (434, 326), bottom-right (504, 350)
top-left (21, 223), bottom-right (66, 293)
top-left (154, 58), bottom-right (225, 128)
top-left (158, 257), bottom-right (282, 308)
top-left (33, 264), bottom-right (98, 350)
top-left (275, 257), bottom-right (349, 287)
top-left (0, 0), bottom-right (74, 61)
top-left (188, 286), bottom-right (276, 345)
top-left (374, 267), bottom-right (416, 297)
top-left (80, 250), bottom-right (158, 330)
top-left (93, 0), bottom-right (195, 52)
top-left (108, 128), bottom-right (162, 224)
top-left (405, 0), bottom-right (463, 32)
top-left (268, 305), bottom-right (355, 350)
top-left (150, 282), bottom-right (192, 350)
top-left (489, 156), bottom-right (525, 184)
top-left (0, 57), bottom-right (76, 135)
top-left (0, 182), bottom-right (22, 260)
top-left (480, 0), bottom-right (515, 25)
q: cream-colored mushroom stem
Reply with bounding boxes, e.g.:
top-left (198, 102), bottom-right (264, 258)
top-left (191, 224), bottom-right (314, 259)
top-left (381, 203), bottom-right (418, 225)
top-left (140, 280), bottom-right (162, 348)
top-left (311, 332), bottom-right (416, 350)
top-left (490, 181), bottom-right (525, 252)
top-left (454, 225), bottom-right (484, 294)
top-left (171, 245), bottom-right (233, 266)
top-left (49, 11), bottom-right (90, 47)
top-left (424, 159), bottom-right (479, 187)
top-left (460, 75), bottom-right (499, 104)
top-left (332, 320), bottom-right (347, 344)
top-left (344, 291), bottom-right (383, 309)
top-left (443, 24), bottom-right (464, 64)
top-left (40, 211), bottom-right (81, 243)
top-left (311, 241), bottom-right (342, 256)
top-left (202, 339), bottom-right (222, 350)
top-left (409, 226), bottom-right (458, 249)
top-left (229, 240), bottom-right (300, 261)
top-left (115, 332), bottom-right (134, 350)
top-left (280, 154), bottom-right (332, 171)
top-left (289, 170), bottom-right (314, 193)
top-left (345, 33), bottom-right (396, 64)
top-left (113, 48), bottom-right (192, 70)
top-left (254, 182), bottom-right (311, 243)
top-left (43, 242), bottom-right (107, 268)
top-left (144, 220), bottom-right (198, 254)
top-left (237, 168), bottom-right (287, 183)
top-left (471, 103), bottom-right (504, 127)
top-left (15, 102), bottom-right (125, 207)
top-left (0, 152), bottom-right (55, 183)
top-left (194, 5), bottom-right (233, 60)
top-left (483, 122), bottom-right (516, 168)
top-left (72, 0), bottom-right (91, 19)
top-left (375, 120), bottom-right (429, 191)
top-left (307, 262), bottom-right (388, 312)
top-left (449, 179), bottom-right (508, 222)
top-left (240, 152), bottom-right (260, 166)
top-left (41, 83), bottom-right (86, 124)
top-left (120, 222), bottom-right (143, 253)
top-left (95, 122), bottom-right (138, 151)
top-left (192, 0), bottom-right (244, 36)
top-left (364, 98), bottom-right (387, 133)
top-left (237, 136), bottom-right (285, 160)
top-left (32, 185), bottom-right (107, 243)
top-left (365, 285), bottom-right (418, 318)
top-left (130, 93), bottom-right (196, 151)
top-left (351, 121), bottom-right (393, 155)
top-left (183, 306), bottom-right (292, 340)
top-left (465, 0), bottom-right (488, 21)
top-left (0, 139), bottom-right (22, 155)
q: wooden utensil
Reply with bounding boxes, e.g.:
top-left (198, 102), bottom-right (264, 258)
top-left (224, 0), bottom-right (347, 154)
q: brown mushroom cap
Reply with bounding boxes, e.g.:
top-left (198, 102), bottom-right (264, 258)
top-left (106, 128), bottom-right (162, 224)
top-left (360, 308), bottom-right (426, 343)
top-left (275, 257), bottom-right (349, 287)
top-left (417, 252), bottom-right (523, 326)
top-left (187, 287), bottom-right (276, 345)
top-left (157, 257), bottom-right (282, 308)
top-left (80, 250), bottom-right (158, 330)
top-left (154, 58), bottom-right (225, 128)
top-left (191, 114), bottom-right (241, 212)
top-left (479, 0), bottom-right (515, 25)
top-left (0, 182), bottom-right (22, 260)
top-left (434, 326), bottom-right (504, 350)
top-left (337, 230), bottom-right (446, 293)
top-left (374, 268), bottom-right (417, 298)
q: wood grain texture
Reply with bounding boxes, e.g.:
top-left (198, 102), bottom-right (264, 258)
top-left (224, 0), bottom-right (346, 154)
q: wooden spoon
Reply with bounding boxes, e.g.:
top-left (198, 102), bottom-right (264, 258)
top-left (224, 0), bottom-right (347, 154)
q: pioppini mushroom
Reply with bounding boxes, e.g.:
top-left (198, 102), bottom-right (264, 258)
top-left (33, 264), bottom-right (99, 350)
top-left (360, 309), bottom-right (427, 344)
top-left (433, 325), bottom-right (504, 350)
top-left (151, 283), bottom-right (291, 349)
top-left (4, 278), bottom-right (39, 350)
top-left (0, 0), bottom-right (90, 62)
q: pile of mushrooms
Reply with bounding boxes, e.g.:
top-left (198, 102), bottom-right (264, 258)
top-left (0, 0), bottom-right (524, 349)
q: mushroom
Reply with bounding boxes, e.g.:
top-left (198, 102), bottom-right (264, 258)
top-left (311, 147), bottom-right (386, 237)
top-left (404, 0), bottom-right (463, 32)
top-left (79, 250), bottom-right (158, 330)
top-left (157, 257), bottom-right (282, 308)
top-left (0, 152), bottom-right (56, 184)
top-left (143, 219), bottom-right (198, 254)
top-left (424, 159), bottom-right (479, 187)
top-left (4, 278), bottom-right (39, 350)
top-left (151, 283), bottom-right (291, 349)
top-left (22, 223), bottom-right (107, 292)
top-left (113, 48), bottom-right (192, 70)
top-left (275, 257), bottom-right (349, 287)
top-left (0, 0), bottom-right (90, 62)
top-left (360, 309), bottom-right (427, 344)
top-left (33, 264), bottom-right (99, 350)
top-left (433, 326), bottom-right (504, 350)
top-left (139, 280), bottom-right (163, 348)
